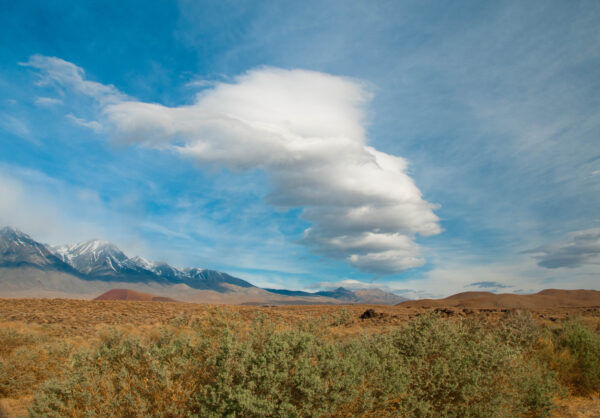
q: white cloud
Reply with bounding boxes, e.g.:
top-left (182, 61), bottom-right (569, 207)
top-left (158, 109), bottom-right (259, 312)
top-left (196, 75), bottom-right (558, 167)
top-left (398, 254), bottom-right (600, 298)
top-left (0, 167), bottom-right (103, 244)
top-left (25, 57), bottom-right (441, 274)
top-left (20, 55), bottom-right (125, 104)
top-left (34, 97), bottom-right (63, 106)
top-left (0, 165), bottom-right (158, 261)
top-left (66, 114), bottom-right (102, 132)
top-left (103, 68), bottom-right (440, 274)
top-left (300, 245), bottom-right (600, 299)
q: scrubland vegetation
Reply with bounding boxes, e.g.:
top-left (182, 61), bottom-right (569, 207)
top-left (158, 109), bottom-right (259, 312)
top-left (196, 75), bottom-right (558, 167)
top-left (0, 303), bottom-right (599, 417)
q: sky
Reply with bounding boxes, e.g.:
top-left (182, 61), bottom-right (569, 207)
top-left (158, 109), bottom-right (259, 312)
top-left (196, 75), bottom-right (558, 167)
top-left (1, 0), bottom-right (599, 298)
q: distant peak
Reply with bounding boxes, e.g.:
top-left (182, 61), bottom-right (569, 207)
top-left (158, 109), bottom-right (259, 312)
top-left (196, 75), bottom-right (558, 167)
top-left (84, 238), bottom-right (112, 247)
top-left (332, 287), bottom-right (355, 294)
top-left (0, 226), bottom-right (29, 237)
top-left (130, 255), bottom-right (156, 269)
top-left (75, 239), bottom-right (120, 251)
top-left (184, 267), bottom-right (205, 273)
top-left (130, 255), bottom-right (149, 262)
top-left (0, 226), bottom-right (36, 244)
top-left (63, 238), bottom-right (128, 262)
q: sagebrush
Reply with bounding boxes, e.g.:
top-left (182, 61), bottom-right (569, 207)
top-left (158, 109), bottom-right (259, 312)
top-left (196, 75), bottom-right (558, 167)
top-left (1, 309), bottom-right (598, 417)
top-left (19, 313), bottom-right (587, 417)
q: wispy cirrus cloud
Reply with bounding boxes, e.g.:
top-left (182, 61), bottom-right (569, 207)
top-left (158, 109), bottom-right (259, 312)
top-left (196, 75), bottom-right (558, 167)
top-left (66, 114), bottom-right (102, 132)
top-left (34, 97), bottom-right (63, 106)
top-left (20, 55), bottom-right (125, 104)
top-left (0, 114), bottom-right (30, 138)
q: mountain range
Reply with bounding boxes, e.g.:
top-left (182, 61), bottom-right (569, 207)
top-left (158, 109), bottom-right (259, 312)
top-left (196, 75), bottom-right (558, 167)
top-left (0, 227), bottom-right (406, 305)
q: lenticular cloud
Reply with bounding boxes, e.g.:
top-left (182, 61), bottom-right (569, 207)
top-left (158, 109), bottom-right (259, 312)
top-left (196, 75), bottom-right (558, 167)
top-left (27, 56), bottom-right (441, 274)
top-left (104, 68), bottom-right (441, 274)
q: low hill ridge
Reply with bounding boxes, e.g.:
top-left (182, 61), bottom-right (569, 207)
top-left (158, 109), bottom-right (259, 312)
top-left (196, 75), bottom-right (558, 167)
top-left (94, 289), bottom-right (178, 302)
top-left (398, 289), bottom-right (600, 309)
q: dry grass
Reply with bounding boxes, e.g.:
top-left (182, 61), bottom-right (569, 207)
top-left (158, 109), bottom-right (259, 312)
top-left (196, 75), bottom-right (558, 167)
top-left (0, 298), bottom-right (598, 416)
top-left (552, 395), bottom-right (600, 417)
top-left (1, 298), bottom-right (596, 337)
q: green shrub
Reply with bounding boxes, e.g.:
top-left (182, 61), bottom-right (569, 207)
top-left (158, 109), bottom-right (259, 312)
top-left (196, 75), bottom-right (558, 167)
top-left (390, 314), bottom-right (557, 417)
top-left (188, 324), bottom-right (367, 416)
top-left (551, 320), bottom-right (600, 395)
top-left (29, 328), bottom-right (204, 417)
top-left (30, 320), bottom-right (369, 417)
top-left (493, 311), bottom-right (549, 350)
top-left (329, 308), bottom-right (354, 327)
top-left (29, 313), bottom-right (562, 417)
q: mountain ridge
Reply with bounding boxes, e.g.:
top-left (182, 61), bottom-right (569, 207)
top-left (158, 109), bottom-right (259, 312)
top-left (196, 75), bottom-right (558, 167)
top-left (0, 227), bottom-right (404, 305)
top-left (265, 286), bottom-right (407, 305)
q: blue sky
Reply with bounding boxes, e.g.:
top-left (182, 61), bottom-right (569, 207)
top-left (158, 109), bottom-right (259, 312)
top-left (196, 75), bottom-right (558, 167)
top-left (1, 0), bottom-right (599, 297)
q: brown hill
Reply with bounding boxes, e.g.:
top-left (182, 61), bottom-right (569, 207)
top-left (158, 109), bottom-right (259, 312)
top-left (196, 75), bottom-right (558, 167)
top-left (94, 289), bottom-right (178, 302)
top-left (397, 289), bottom-right (600, 309)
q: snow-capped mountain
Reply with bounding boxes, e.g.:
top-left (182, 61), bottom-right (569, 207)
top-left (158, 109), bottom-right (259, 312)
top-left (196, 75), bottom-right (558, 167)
top-left (0, 228), bottom-right (255, 291)
top-left (0, 227), bottom-right (76, 272)
top-left (55, 240), bottom-right (127, 274)
top-left (129, 256), bottom-right (157, 271)
top-left (129, 257), bottom-right (187, 282)
top-left (0, 227), bottom-right (407, 304)
top-left (53, 239), bottom-right (167, 283)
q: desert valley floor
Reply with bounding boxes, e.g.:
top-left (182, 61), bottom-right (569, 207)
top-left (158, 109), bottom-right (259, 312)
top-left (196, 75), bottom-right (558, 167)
top-left (0, 294), bottom-right (599, 417)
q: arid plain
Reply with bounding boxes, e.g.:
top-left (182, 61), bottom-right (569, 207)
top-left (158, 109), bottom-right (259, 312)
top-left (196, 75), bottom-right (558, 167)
top-left (1, 290), bottom-right (599, 417)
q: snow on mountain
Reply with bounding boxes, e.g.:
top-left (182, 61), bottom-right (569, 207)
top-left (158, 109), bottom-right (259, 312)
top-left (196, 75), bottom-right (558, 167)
top-left (128, 256), bottom-right (156, 271)
top-left (126, 257), bottom-right (190, 282)
top-left (54, 239), bottom-right (136, 277)
top-left (0, 227), bottom-right (408, 304)
top-left (1, 227), bottom-right (254, 290)
top-left (150, 262), bottom-right (186, 281)
top-left (0, 227), bottom-right (74, 271)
